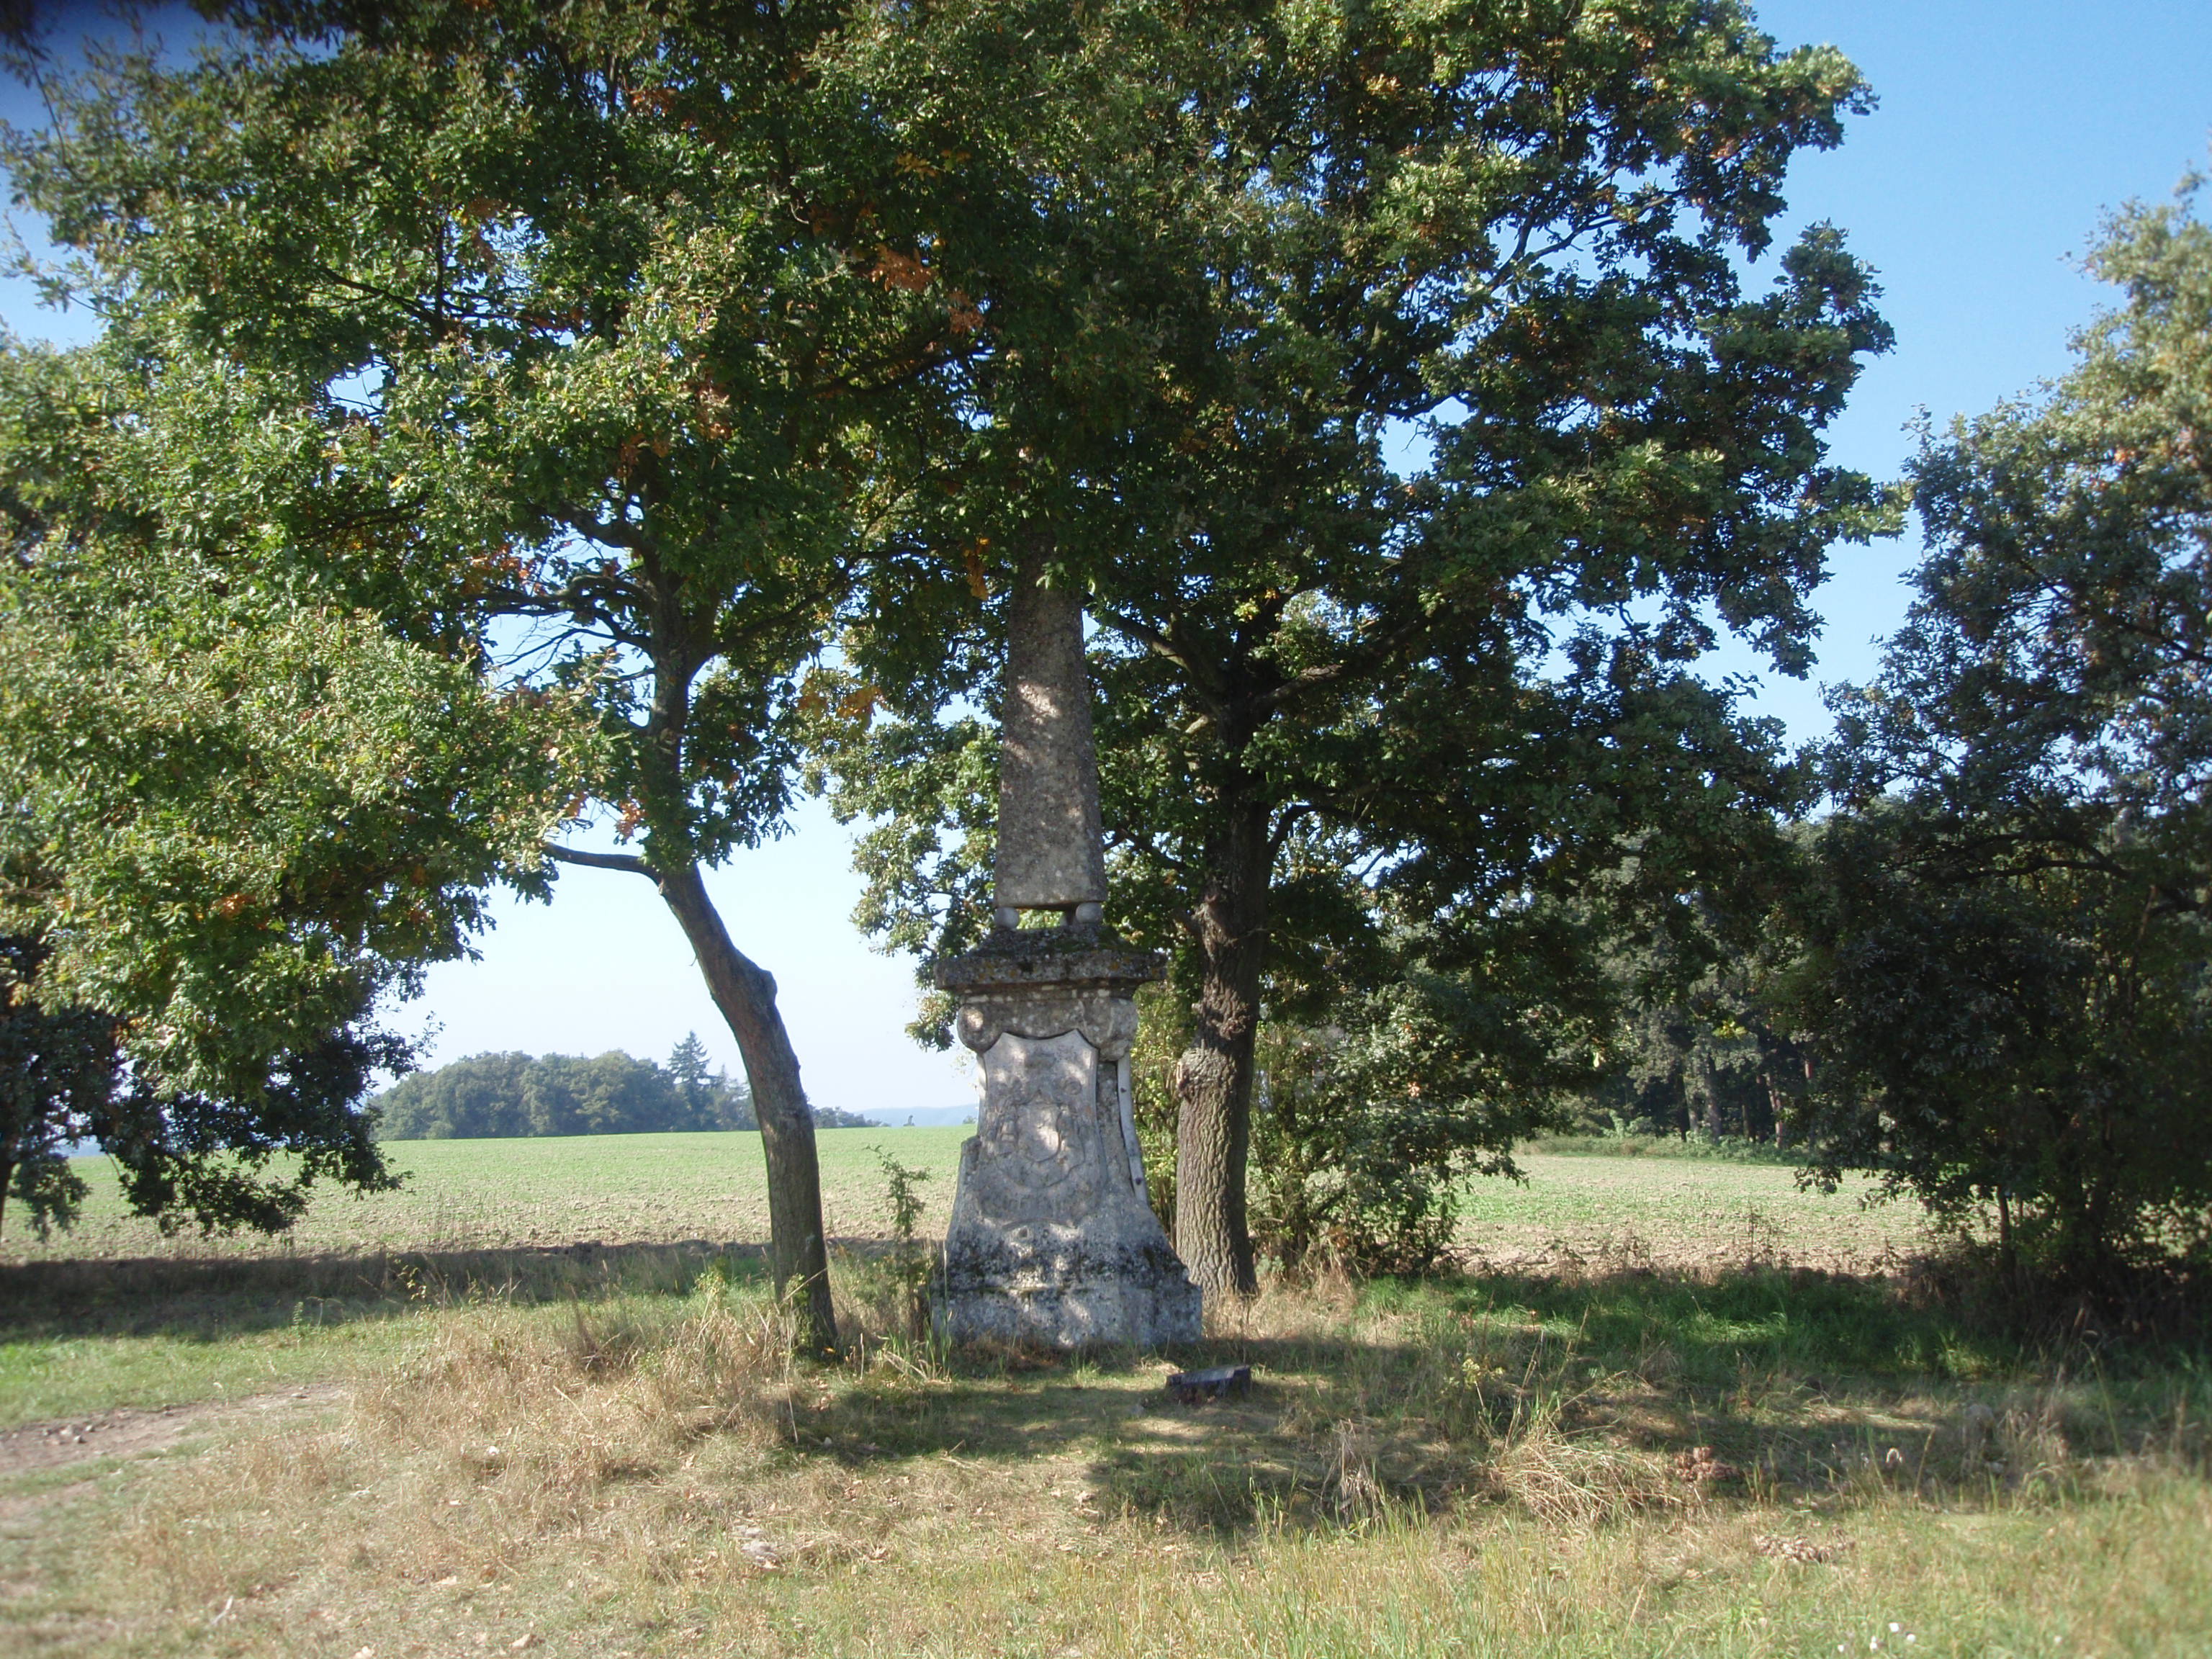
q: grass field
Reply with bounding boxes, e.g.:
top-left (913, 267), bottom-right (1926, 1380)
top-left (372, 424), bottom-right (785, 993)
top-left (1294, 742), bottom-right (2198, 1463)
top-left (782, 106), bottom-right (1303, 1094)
top-left (0, 1128), bottom-right (979, 1266)
top-left (0, 1133), bottom-right (2203, 1658)
top-left (0, 1128), bottom-right (1926, 1273)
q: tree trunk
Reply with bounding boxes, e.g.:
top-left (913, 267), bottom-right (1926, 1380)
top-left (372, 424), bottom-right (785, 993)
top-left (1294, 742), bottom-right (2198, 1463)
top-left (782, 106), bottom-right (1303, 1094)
top-left (657, 858), bottom-right (838, 1352)
top-left (1995, 1187), bottom-right (2016, 1290)
top-left (1172, 786), bottom-right (1270, 1299)
top-left (1694, 1051), bottom-right (1723, 1141)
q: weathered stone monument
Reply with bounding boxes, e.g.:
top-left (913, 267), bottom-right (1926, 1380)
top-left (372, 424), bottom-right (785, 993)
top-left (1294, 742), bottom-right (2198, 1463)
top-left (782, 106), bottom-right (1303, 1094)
top-left (933, 553), bottom-right (1203, 1347)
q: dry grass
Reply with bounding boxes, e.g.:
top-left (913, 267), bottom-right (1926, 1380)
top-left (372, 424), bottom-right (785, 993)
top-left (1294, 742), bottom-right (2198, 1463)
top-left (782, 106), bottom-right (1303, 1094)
top-left (4, 1255), bottom-right (2207, 1657)
top-left (1, 1143), bottom-right (2204, 1655)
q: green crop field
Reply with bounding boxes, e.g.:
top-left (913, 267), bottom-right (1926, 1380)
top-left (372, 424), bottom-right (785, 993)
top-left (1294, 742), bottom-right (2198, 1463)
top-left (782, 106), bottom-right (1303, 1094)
top-left (1, 1135), bottom-right (2201, 1659)
top-left (0, 1127), bottom-right (979, 1267)
top-left (0, 1128), bottom-right (1925, 1272)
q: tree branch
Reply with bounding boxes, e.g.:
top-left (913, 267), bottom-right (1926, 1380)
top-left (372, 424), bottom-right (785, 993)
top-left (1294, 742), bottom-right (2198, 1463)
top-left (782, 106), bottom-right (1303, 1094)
top-left (544, 842), bottom-right (655, 877)
top-left (560, 511), bottom-right (650, 553)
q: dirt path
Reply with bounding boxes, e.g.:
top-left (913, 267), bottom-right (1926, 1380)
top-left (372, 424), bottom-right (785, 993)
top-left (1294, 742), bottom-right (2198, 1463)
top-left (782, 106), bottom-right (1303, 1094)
top-left (0, 1382), bottom-right (347, 1480)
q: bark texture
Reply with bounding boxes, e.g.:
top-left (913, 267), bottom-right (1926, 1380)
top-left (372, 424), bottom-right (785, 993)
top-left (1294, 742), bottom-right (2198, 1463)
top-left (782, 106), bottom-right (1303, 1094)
top-left (1171, 786), bottom-right (1270, 1298)
top-left (657, 858), bottom-right (838, 1352)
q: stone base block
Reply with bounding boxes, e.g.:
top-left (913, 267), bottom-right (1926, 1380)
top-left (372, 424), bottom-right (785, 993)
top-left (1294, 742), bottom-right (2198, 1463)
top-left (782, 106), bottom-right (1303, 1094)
top-left (939, 1228), bottom-right (1201, 1349)
top-left (935, 1020), bottom-right (1200, 1350)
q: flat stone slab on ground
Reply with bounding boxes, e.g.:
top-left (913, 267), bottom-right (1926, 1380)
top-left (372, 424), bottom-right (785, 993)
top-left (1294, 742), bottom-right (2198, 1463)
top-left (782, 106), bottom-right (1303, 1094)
top-left (1165, 1364), bottom-right (1252, 1404)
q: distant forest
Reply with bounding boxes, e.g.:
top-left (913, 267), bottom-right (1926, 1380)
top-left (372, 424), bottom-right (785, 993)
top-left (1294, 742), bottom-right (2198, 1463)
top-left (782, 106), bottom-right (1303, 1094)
top-left (372, 1035), bottom-right (876, 1139)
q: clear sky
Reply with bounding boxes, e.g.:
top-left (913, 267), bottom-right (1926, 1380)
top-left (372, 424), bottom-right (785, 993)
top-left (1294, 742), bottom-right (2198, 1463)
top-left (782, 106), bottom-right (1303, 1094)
top-left (5, 2), bottom-right (2211, 1115)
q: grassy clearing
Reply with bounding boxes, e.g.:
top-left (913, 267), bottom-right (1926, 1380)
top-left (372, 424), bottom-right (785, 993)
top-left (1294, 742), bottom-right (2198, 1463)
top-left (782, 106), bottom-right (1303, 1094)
top-left (0, 1138), bottom-right (2200, 1657)
top-left (2, 1259), bottom-right (2205, 1658)
top-left (0, 1141), bottom-right (1920, 1426)
top-left (1457, 1154), bottom-right (1922, 1274)
top-left (0, 1244), bottom-right (775, 1426)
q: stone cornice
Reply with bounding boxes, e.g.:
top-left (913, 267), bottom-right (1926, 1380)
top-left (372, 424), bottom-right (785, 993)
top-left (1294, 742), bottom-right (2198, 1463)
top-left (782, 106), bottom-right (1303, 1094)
top-left (932, 924), bottom-right (1164, 998)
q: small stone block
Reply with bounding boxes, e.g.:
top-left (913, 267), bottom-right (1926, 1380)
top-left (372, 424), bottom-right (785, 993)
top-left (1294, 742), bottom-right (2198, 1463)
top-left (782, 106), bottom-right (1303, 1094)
top-left (1164, 1364), bottom-right (1251, 1404)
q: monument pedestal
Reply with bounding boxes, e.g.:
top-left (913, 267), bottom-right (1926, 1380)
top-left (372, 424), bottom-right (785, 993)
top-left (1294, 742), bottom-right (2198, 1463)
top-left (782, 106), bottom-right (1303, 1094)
top-left (935, 929), bottom-right (1201, 1348)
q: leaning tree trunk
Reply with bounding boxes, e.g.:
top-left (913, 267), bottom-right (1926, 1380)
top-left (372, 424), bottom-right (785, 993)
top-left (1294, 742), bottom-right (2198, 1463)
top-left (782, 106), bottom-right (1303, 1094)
top-left (1172, 788), bottom-right (1272, 1299)
top-left (657, 858), bottom-right (838, 1352)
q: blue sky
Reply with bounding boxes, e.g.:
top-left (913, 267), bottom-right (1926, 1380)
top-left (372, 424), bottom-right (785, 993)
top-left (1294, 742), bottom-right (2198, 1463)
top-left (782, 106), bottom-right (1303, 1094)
top-left (1704, 0), bottom-right (2212, 732)
top-left (6, 2), bottom-right (2211, 1115)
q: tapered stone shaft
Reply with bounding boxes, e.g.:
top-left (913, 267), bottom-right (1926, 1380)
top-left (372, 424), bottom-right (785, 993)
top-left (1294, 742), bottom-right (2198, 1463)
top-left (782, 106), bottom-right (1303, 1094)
top-left (994, 557), bottom-right (1108, 913)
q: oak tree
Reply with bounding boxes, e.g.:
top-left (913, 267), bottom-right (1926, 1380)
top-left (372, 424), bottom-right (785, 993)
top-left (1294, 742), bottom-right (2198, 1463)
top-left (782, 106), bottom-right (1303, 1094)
top-left (0, 335), bottom-right (580, 1237)
top-left (824, 0), bottom-right (1895, 1294)
top-left (6, 0), bottom-right (1192, 1338)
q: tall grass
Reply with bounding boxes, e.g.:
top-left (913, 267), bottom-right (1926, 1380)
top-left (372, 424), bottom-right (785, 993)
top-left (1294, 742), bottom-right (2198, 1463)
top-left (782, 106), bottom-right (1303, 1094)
top-left (2, 1145), bottom-right (2202, 1657)
top-left (15, 1264), bottom-right (2198, 1657)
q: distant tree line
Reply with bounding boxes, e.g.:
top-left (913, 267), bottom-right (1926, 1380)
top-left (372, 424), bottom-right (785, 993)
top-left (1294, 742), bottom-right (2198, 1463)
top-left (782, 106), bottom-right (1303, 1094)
top-left (372, 1035), bottom-right (873, 1141)
top-left (1554, 943), bottom-right (1805, 1148)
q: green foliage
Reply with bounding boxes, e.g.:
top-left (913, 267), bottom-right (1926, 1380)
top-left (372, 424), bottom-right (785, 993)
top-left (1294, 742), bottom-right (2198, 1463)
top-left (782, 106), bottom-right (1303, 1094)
top-left (371, 1040), bottom-right (880, 1138)
top-left (1251, 1023), bottom-right (1460, 1280)
top-left (832, 0), bottom-right (1898, 961)
top-left (2, 1), bottom-right (1902, 1282)
top-left (1251, 923), bottom-right (1614, 1276)
top-left (0, 547), bottom-right (578, 1092)
top-left (666, 1031), bottom-right (715, 1122)
top-left (0, 934), bottom-right (107, 1238)
top-left (1561, 868), bottom-right (1812, 1146)
top-left (873, 1146), bottom-right (933, 1339)
top-left (0, 333), bottom-right (588, 1236)
top-left (814, 0), bottom-right (1899, 1286)
top-left (0, 0), bottom-right (1182, 873)
top-left (1, 0), bottom-right (1231, 1339)
top-left (1782, 812), bottom-right (2212, 1286)
top-left (1124, 982), bottom-right (1190, 1233)
top-left (1783, 177), bottom-right (2212, 1290)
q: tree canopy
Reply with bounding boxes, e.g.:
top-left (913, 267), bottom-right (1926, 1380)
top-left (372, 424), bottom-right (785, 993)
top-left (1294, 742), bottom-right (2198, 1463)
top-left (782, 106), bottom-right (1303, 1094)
top-left (817, 0), bottom-right (1896, 1293)
top-left (1, 0), bottom-right (1202, 1339)
top-left (0, 328), bottom-right (583, 1238)
top-left (1776, 179), bottom-right (2212, 1289)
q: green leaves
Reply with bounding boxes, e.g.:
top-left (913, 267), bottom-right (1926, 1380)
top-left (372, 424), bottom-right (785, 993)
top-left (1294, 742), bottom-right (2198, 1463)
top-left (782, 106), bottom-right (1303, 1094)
top-left (25, 0), bottom-right (1154, 871)
top-left (1866, 182), bottom-right (2212, 835)
top-left (1784, 173), bottom-right (2212, 1289)
top-left (813, 3), bottom-right (1892, 1292)
top-left (0, 334), bottom-right (590, 1233)
top-left (0, 1), bottom-right (1903, 1264)
top-left (1, 581), bottom-right (574, 1094)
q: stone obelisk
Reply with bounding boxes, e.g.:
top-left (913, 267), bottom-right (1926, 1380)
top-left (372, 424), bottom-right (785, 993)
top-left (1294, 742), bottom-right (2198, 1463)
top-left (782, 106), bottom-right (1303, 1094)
top-left (933, 553), bottom-right (1202, 1348)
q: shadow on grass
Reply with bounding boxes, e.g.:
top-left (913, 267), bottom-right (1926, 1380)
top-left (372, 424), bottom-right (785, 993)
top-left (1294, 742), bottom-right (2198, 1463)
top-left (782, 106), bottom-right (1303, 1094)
top-left (802, 1264), bottom-right (2206, 1541)
top-left (9, 1246), bottom-right (2203, 1545)
top-left (0, 1239), bottom-right (777, 1344)
top-left (1378, 1265), bottom-right (2027, 1385)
